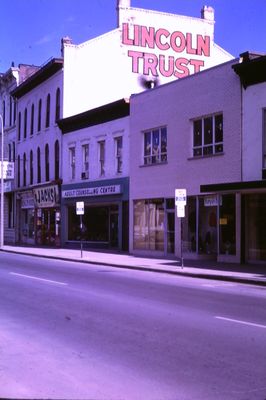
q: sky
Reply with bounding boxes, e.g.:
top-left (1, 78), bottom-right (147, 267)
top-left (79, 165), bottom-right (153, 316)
top-left (0, 0), bottom-right (265, 73)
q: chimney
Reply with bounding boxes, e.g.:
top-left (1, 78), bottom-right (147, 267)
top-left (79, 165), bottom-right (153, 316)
top-left (61, 36), bottom-right (73, 57)
top-left (201, 5), bottom-right (214, 21)
top-left (117, 0), bottom-right (131, 27)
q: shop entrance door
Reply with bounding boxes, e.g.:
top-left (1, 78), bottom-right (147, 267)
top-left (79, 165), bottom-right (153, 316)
top-left (110, 209), bottom-right (119, 248)
top-left (166, 211), bottom-right (175, 254)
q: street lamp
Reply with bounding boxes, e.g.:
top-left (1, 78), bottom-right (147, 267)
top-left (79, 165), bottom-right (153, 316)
top-left (0, 114), bottom-right (4, 249)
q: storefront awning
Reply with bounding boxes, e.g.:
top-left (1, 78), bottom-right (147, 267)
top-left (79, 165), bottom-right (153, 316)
top-left (201, 180), bottom-right (266, 193)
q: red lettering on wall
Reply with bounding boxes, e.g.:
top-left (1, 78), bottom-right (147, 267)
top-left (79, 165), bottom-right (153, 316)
top-left (140, 25), bottom-right (155, 49)
top-left (186, 33), bottom-right (197, 55)
top-left (155, 28), bottom-right (170, 51)
top-left (159, 55), bottom-right (174, 77)
top-left (170, 31), bottom-right (186, 53)
top-left (174, 58), bottom-right (190, 78)
top-left (128, 50), bottom-right (143, 73)
top-left (122, 23), bottom-right (133, 45)
top-left (197, 34), bottom-right (210, 56)
top-left (190, 58), bottom-right (205, 73)
top-left (143, 53), bottom-right (158, 75)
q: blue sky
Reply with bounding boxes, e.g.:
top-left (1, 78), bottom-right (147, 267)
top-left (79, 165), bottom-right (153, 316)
top-left (1, 0), bottom-right (265, 72)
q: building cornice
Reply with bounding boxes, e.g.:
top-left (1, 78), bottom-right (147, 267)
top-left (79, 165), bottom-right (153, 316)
top-left (232, 51), bottom-right (266, 89)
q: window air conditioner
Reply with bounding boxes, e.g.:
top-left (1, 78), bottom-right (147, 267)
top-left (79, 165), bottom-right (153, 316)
top-left (81, 171), bottom-right (89, 179)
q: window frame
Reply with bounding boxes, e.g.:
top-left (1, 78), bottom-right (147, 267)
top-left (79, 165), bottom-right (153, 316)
top-left (193, 113), bottom-right (223, 157)
top-left (143, 126), bottom-right (167, 165)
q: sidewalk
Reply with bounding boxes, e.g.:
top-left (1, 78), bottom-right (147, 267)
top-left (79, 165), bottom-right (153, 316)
top-left (1, 245), bottom-right (266, 286)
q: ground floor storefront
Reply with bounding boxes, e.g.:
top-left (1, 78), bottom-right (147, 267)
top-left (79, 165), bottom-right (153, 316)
top-left (61, 178), bottom-right (129, 251)
top-left (17, 183), bottom-right (61, 247)
top-left (131, 188), bottom-right (266, 264)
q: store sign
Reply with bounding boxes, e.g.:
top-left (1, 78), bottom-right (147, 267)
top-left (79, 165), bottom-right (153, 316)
top-left (33, 185), bottom-right (59, 208)
top-left (21, 191), bottom-right (35, 209)
top-left (0, 161), bottom-right (14, 179)
top-left (122, 23), bottom-right (210, 78)
top-left (62, 185), bottom-right (121, 199)
top-left (204, 195), bottom-right (222, 207)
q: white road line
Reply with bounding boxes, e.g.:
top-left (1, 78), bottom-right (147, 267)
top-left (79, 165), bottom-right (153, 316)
top-left (10, 272), bottom-right (68, 286)
top-left (215, 316), bottom-right (266, 329)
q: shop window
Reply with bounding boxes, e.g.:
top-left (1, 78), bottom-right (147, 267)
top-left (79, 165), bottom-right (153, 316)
top-left (219, 194), bottom-right (236, 255)
top-left (81, 144), bottom-right (89, 179)
top-left (23, 153), bottom-right (27, 186)
top-left (69, 147), bottom-right (75, 179)
top-left (245, 194), bottom-right (266, 261)
top-left (55, 88), bottom-right (60, 122)
top-left (24, 107), bottom-right (27, 139)
top-left (143, 127), bottom-right (167, 165)
top-left (45, 144), bottom-right (49, 181)
top-left (37, 147), bottom-right (41, 183)
top-left (18, 112), bottom-right (21, 141)
top-left (30, 104), bottom-right (34, 136)
top-left (98, 141), bottom-right (105, 177)
top-left (115, 136), bottom-right (123, 173)
top-left (193, 114), bottom-right (223, 157)
top-left (133, 199), bottom-right (164, 251)
top-left (182, 197), bottom-right (197, 253)
top-left (45, 94), bottom-right (50, 128)
top-left (38, 99), bottom-right (42, 132)
top-left (54, 140), bottom-right (60, 180)
top-left (7, 193), bottom-right (14, 228)
top-left (30, 150), bottom-right (33, 185)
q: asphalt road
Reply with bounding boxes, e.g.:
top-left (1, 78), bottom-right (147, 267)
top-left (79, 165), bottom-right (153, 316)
top-left (0, 252), bottom-right (266, 400)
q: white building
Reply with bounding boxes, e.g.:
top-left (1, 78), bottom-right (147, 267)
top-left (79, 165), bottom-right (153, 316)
top-left (12, 59), bottom-right (63, 246)
top-left (62, 0), bottom-right (233, 117)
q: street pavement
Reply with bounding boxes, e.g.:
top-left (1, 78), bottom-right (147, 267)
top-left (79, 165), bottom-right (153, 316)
top-left (1, 245), bottom-right (266, 286)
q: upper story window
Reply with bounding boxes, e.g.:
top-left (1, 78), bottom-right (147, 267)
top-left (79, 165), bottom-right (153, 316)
top-left (37, 147), bottom-right (41, 183)
top-left (115, 136), bottom-right (123, 173)
top-left (9, 96), bottom-right (12, 127)
top-left (30, 104), bottom-right (34, 136)
top-left (38, 99), bottom-right (42, 132)
top-left (30, 150), bottom-right (33, 185)
top-left (23, 153), bottom-right (27, 186)
top-left (55, 88), bottom-right (60, 122)
top-left (46, 94), bottom-right (50, 128)
top-left (18, 112), bottom-right (21, 141)
top-left (54, 140), bottom-right (60, 180)
top-left (17, 155), bottom-right (21, 188)
top-left (2, 101), bottom-right (5, 127)
top-left (98, 140), bottom-right (105, 177)
top-left (193, 114), bottom-right (223, 157)
top-left (144, 127), bottom-right (167, 165)
top-left (69, 146), bottom-right (76, 180)
top-left (13, 99), bottom-right (16, 124)
top-left (24, 107), bottom-right (27, 139)
top-left (82, 144), bottom-right (89, 179)
top-left (45, 144), bottom-right (49, 181)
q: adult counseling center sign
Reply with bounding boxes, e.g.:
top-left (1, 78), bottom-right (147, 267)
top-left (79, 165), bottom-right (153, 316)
top-left (122, 23), bottom-right (211, 78)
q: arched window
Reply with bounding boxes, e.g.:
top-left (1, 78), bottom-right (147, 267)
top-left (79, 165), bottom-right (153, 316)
top-left (38, 99), bottom-right (42, 132)
top-left (8, 144), bottom-right (11, 162)
top-left (55, 88), bottom-right (60, 122)
top-left (12, 142), bottom-right (15, 162)
top-left (24, 107), bottom-right (27, 139)
top-left (54, 140), bottom-right (59, 180)
top-left (17, 155), bottom-right (21, 188)
top-left (23, 153), bottom-right (27, 186)
top-left (3, 100), bottom-right (5, 127)
top-left (37, 147), bottom-right (41, 183)
top-left (9, 96), bottom-right (12, 126)
top-left (13, 99), bottom-right (16, 124)
top-left (30, 150), bottom-right (33, 185)
top-left (45, 143), bottom-right (49, 181)
top-left (30, 104), bottom-right (34, 135)
top-left (46, 94), bottom-right (50, 128)
top-left (18, 112), bottom-right (21, 141)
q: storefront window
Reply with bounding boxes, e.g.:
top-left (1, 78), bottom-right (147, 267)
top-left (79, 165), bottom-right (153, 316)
top-left (182, 197), bottom-right (197, 253)
top-left (133, 199), bottom-right (164, 251)
top-left (219, 194), bottom-right (236, 255)
top-left (246, 194), bottom-right (266, 261)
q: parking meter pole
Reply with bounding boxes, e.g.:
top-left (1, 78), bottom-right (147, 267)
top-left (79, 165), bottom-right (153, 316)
top-left (80, 215), bottom-right (83, 258)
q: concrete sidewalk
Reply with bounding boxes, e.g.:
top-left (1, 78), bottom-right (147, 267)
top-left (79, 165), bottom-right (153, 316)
top-left (1, 245), bottom-right (266, 287)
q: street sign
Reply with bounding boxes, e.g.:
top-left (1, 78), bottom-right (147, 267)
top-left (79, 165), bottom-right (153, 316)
top-left (176, 204), bottom-right (185, 218)
top-left (76, 201), bottom-right (84, 215)
top-left (0, 161), bottom-right (14, 179)
top-left (175, 188), bottom-right (187, 205)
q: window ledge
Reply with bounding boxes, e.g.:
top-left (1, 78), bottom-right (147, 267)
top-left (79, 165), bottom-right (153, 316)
top-left (140, 161), bottom-right (168, 168)
top-left (188, 152), bottom-right (224, 161)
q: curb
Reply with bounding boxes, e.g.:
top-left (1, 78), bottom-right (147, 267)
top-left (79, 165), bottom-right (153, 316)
top-left (1, 249), bottom-right (266, 287)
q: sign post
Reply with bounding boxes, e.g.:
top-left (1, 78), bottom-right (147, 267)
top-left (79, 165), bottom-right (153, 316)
top-left (175, 189), bottom-right (187, 268)
top-left (76, 201), bottom-right (85, 258)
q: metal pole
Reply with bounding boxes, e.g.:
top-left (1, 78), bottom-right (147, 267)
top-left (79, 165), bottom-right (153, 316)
top-left (80, 215), bottom-right (83, 258)
top-left (0, 114), bottom-right (4, 249)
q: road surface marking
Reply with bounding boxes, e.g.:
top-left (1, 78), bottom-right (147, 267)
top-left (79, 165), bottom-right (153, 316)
top-left (10, 272), bottom-right (68, 286)
top-left (215, 316), bottom-right (266, 329)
